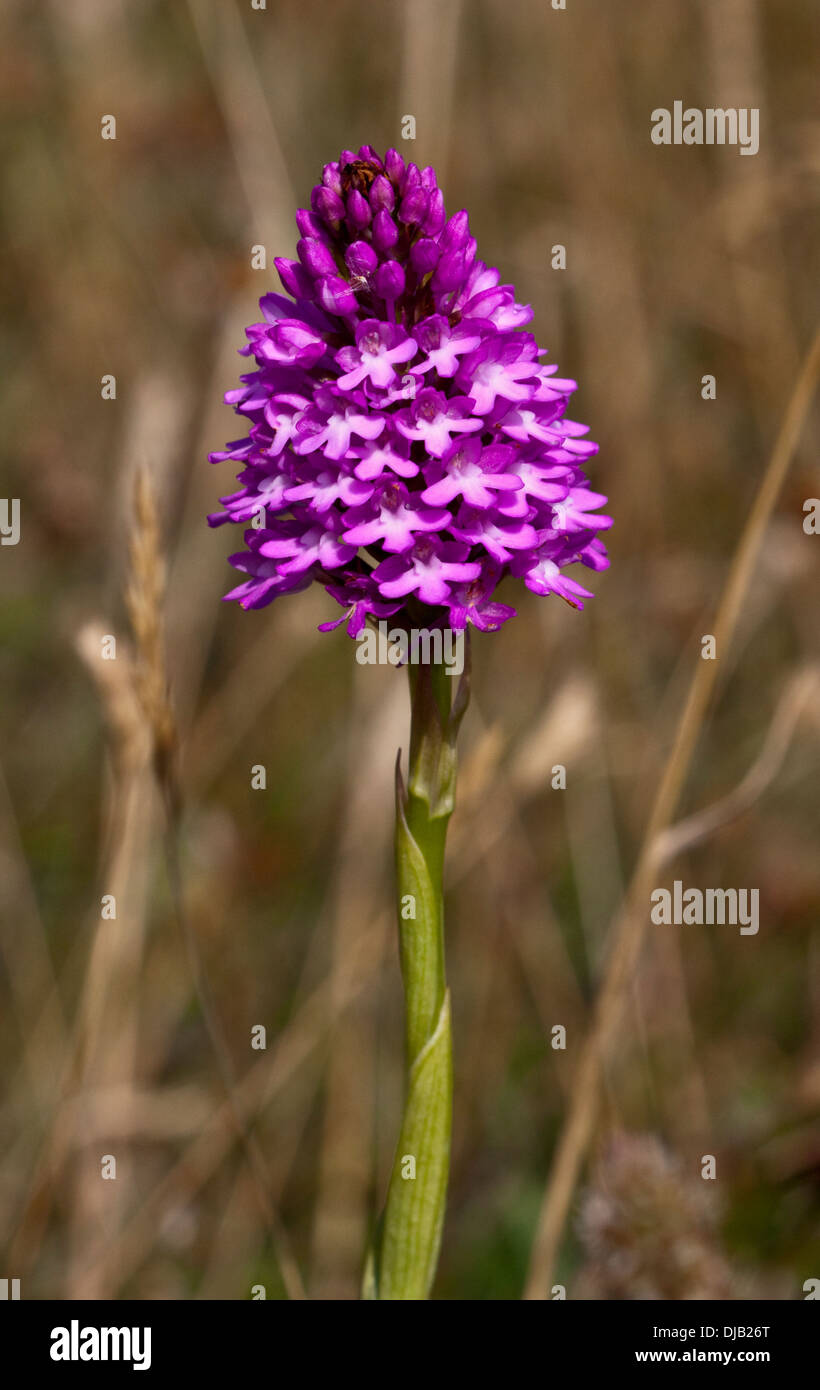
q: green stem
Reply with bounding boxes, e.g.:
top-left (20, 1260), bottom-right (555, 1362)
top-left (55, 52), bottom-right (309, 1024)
top-left (369, 638), bottom-right (471, 1300)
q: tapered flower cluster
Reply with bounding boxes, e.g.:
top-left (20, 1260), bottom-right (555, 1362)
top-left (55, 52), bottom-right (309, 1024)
top-left (209, 146), bottom-right (611, 636)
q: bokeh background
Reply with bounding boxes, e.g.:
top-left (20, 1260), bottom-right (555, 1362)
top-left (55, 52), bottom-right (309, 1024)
top-left (1, 0), bottom-right (819, 1300)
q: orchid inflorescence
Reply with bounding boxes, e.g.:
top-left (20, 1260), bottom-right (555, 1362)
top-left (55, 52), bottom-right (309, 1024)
top-left (209, 145), bottom-right (611, 638)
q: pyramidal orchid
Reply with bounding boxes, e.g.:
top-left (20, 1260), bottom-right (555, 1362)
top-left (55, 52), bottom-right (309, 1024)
top-left (209, 145), bottom-right (610, 1300)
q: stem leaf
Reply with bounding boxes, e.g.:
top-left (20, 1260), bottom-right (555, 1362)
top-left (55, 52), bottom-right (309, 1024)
top-left (378, 990), bottom-right (452, 1300)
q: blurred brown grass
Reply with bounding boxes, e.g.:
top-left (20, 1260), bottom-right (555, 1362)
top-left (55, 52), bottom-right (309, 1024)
top-left (1, 0), bottom-right (819, 1299)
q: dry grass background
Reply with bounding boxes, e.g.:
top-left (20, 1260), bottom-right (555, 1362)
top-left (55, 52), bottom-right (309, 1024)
top-left (1, 0), bottom-right (819, 1300)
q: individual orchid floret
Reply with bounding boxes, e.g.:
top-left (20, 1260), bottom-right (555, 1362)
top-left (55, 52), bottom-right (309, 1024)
top-left (394, 388), bottom-right (483, 458)
top-left (342, 481), bottom-right (450, 553)
top-left (336, 320), bottom-right (417, 392)
top-left (420, 439), bottom-right (524, 509)
top-left (373, 536), bottom-right (481, 606)
top-left (410, 315), bottom-right (485, 379)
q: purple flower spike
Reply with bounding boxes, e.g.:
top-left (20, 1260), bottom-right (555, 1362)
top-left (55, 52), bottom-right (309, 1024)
top-left (209, 148), bottom-right (610, 632)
